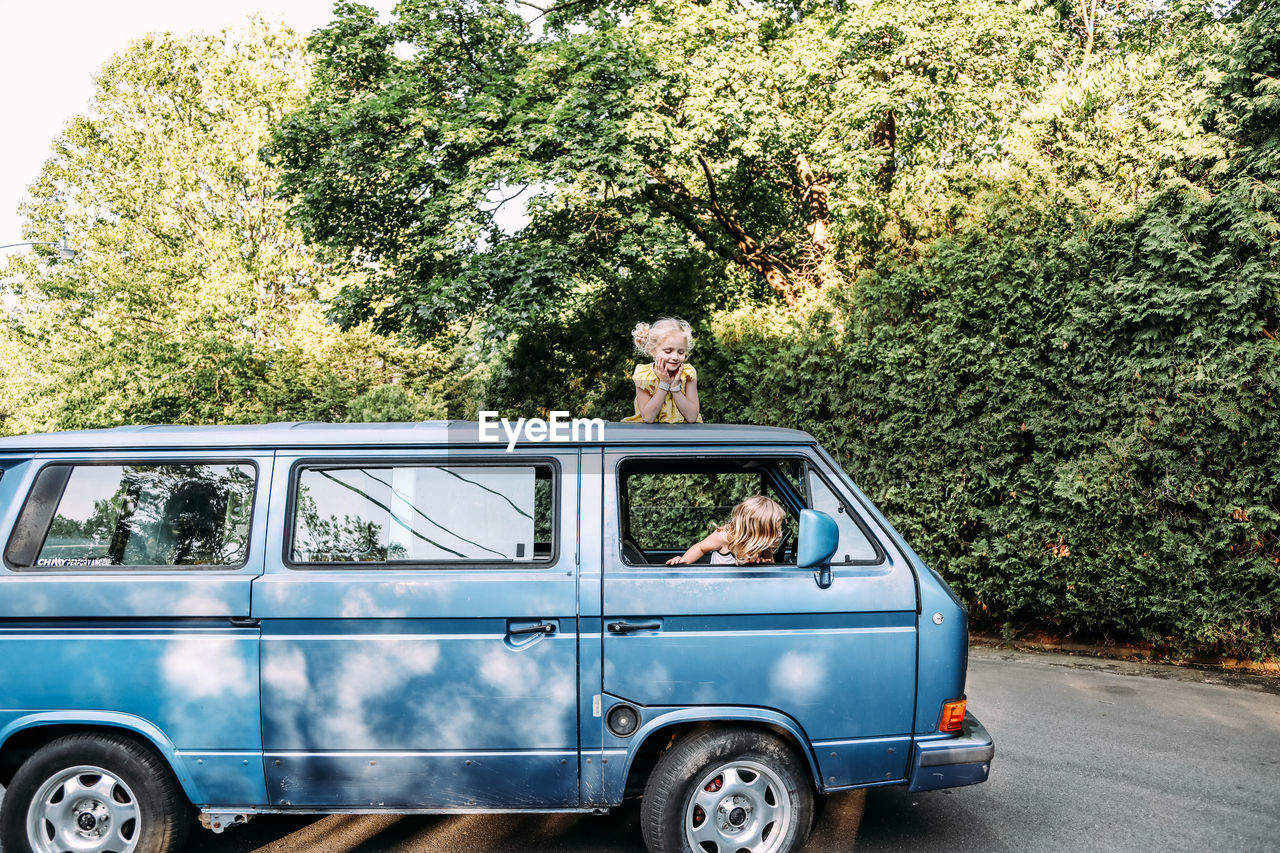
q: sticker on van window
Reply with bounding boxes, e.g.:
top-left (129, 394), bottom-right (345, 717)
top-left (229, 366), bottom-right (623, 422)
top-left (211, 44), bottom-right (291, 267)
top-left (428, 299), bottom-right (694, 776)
top-left (35, 557), bottom-right (114, 567)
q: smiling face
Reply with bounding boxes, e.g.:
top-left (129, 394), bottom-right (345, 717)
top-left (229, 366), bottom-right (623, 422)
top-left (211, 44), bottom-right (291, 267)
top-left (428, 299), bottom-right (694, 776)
top-left (652, 332), bottom-right (688, 377)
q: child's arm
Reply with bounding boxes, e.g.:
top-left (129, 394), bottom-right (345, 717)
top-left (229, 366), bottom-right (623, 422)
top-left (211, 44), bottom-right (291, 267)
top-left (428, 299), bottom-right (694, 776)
top-left (670, 374), bottom-right (699, 423)
top-left (666, 529), bottom-right (727, 565)
top-left (634, 383), bottom-right (668, 423)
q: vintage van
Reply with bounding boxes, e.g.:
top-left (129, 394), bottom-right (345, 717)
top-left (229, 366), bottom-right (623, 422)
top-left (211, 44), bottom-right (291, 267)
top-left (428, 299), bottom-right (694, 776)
top-left (0, 421), bottom-right (992, 853)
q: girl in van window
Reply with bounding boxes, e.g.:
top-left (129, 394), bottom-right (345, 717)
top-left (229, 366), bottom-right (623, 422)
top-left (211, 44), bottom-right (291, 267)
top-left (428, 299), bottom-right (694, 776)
top-left (623, 317), bottom-right (702, 424)
top-left (666, 496), bottom-right (783, 565)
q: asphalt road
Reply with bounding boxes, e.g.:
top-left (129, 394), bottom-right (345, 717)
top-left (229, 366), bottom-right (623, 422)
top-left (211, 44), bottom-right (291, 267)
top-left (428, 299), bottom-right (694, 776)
top-left (3, 647), bottom-right (1278, 852)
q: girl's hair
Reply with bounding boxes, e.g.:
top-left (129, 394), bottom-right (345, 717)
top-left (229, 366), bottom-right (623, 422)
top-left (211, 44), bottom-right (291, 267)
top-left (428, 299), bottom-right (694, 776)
top-left (632, 317), bottom-right (694, 357)
top-left (720, 496), bottom-right (785, 563)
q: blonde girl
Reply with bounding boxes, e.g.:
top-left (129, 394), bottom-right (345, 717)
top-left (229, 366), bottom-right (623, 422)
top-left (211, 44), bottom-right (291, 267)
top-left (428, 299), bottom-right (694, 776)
top-left (623, 317), bottom-right (702, 423)
top-left (666, 496), bottom-right (784, 565)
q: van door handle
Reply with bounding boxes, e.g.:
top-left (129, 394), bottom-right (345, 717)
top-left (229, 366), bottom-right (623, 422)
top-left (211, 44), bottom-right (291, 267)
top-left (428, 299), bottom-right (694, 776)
top-left (508, 621), bottom-right (557, 636)
top-left (607, 621), bottom-right (662, 634)
top-left (228, 617), bottom-right (260, 628)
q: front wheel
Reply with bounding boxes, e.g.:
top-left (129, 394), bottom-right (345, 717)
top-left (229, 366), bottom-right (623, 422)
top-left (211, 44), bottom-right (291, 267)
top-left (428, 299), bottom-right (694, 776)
top-left (0, 733), bottom-right (190, 853)
top-left (640, 728), bottom-right (814, 853)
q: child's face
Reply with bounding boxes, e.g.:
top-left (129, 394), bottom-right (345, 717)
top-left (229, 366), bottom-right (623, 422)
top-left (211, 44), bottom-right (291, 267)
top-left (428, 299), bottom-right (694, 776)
top-left (653, 333), bottom-right (687, 375)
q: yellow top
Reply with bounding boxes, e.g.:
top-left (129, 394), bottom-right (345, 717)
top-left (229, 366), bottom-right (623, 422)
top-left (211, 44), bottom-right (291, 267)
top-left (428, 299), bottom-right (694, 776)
top-left (622, 363), bottom-right (702, 423)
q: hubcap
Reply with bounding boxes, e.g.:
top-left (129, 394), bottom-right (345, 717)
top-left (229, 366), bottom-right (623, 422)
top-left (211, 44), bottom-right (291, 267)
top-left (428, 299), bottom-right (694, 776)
top-left (685, 760), bottom-right (792, 853)
top-left (26, 765), bottom-right (140, 853)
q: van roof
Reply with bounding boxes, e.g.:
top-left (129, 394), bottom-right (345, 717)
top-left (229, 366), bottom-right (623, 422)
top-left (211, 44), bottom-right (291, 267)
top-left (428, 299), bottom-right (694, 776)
top-left (0, 421), bottom-right (818, 452)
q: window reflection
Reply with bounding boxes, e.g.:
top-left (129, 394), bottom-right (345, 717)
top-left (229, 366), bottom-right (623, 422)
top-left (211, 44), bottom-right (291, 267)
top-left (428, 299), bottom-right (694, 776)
top-left (291, 465), bottom-right (553, 564)
top-left (33, 464), bottom-right (254, 568)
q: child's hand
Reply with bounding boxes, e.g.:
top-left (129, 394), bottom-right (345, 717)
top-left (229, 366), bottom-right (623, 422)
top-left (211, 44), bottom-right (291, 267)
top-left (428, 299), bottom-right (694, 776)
top-left (665, 555), bottom-right (686, 565)
top-left (654, 355), bottom-right (671, 381)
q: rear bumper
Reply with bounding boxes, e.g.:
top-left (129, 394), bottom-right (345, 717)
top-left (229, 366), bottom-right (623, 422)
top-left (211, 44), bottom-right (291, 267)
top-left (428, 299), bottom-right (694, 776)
top-left (907, 712), bottom-right (994, 793)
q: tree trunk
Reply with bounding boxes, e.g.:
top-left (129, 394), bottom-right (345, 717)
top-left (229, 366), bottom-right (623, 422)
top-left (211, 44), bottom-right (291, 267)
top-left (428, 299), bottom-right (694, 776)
top-left (872, 109), bottom-right (897, 194)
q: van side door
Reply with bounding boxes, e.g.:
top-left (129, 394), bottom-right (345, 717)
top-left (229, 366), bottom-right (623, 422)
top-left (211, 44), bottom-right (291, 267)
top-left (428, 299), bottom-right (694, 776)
top-left (253, 449), bottom-right (581, 808)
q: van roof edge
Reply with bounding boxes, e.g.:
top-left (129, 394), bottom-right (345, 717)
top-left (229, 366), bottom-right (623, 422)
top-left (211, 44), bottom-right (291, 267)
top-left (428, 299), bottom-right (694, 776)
top-left (0, 421), bottom-right (817, 452)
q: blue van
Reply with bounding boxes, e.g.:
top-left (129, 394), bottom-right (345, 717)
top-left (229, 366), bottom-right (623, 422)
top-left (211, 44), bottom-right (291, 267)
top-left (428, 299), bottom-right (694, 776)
top-left (0, 422), bottom-right (991, 853)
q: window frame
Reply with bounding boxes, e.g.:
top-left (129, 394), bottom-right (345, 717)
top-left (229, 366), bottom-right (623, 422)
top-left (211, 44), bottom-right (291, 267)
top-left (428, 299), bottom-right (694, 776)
top-left (614, 452), bottom-right (885, 568)
top-left (282, 455), bottom-right (562, 571)
top-left (3, 458), bottom-right (260, 573)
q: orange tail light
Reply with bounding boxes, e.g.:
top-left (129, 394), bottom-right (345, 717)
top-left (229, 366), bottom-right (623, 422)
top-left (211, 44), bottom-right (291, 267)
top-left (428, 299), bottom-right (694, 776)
top-left (940, 698), bottom-right (967, 733)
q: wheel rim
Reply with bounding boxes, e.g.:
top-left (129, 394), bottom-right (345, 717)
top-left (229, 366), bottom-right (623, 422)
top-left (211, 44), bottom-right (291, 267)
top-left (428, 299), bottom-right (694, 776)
top-left (683, 759), bottom-right (792, 853)
top-left (25, 764), bottom-right (141, 853)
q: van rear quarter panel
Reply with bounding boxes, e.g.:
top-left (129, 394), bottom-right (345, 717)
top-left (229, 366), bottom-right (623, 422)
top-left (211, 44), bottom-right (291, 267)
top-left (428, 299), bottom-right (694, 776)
top-left (0, 451), bottom-right (272, 807)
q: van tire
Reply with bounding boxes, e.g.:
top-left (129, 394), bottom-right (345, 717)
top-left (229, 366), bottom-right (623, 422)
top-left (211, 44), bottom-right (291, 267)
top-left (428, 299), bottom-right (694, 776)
top-left (640, 727), bottom-right (814, 853)
top-left (0, 732), bottom-right (191, 853)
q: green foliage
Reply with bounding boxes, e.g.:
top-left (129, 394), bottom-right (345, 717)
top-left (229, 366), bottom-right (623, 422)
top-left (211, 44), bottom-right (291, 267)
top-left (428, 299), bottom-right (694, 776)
top-left (269, 0), bottom-right (1066, 339)
top-left (346, 383), bottom-right (442, 422)
top-left (698, 5), bottom-right (1280, 657)
top-left (0, 21), bottom-right (439, 433)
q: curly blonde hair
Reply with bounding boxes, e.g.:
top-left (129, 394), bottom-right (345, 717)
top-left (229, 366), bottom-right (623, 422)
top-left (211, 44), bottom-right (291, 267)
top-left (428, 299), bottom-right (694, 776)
top-left (631, 317), bottom-right (694, 357)
top-left (720, 496), bottom-right (785, 563)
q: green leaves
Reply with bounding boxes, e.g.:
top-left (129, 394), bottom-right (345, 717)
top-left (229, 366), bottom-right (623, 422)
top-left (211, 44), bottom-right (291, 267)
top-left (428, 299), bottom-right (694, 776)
top-left (0, 20), bottom-right (440, 433)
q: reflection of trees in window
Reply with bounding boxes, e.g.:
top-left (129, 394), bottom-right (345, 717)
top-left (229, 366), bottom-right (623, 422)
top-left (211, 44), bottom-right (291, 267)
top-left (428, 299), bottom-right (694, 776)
top-left (534, 472), bottom-right (552, 549)
top-left (292, 486), bottom-right (398, 562)
top-left (290, 465), bottom-right (552, 563)
top-left (47, 488), bottom-right (129, 550)
top-left (38, 464), bottom-right (255, 566)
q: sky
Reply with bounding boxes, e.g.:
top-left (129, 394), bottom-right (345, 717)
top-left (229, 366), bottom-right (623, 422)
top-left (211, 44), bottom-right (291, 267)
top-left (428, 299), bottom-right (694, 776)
top-left (0, 0), bottom-right (394, 251)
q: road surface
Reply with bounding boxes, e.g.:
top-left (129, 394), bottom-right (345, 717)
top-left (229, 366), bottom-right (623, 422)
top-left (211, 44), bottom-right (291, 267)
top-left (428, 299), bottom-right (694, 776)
top-left (2, 647), bottom-right (1277, 852)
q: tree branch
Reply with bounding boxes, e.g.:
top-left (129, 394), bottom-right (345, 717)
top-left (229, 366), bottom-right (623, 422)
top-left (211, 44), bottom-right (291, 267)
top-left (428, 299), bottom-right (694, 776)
top-left (513, 0), bottom-right (600, 23)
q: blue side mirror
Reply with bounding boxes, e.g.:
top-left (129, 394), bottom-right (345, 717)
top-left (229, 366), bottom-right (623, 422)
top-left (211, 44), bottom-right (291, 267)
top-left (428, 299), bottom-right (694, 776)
top-left (797, 509), bottom-right (839, 589)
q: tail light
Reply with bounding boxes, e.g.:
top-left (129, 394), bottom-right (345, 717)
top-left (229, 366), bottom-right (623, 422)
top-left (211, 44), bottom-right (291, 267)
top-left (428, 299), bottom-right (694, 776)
top-left (939, 698), bottom-right (967, 733)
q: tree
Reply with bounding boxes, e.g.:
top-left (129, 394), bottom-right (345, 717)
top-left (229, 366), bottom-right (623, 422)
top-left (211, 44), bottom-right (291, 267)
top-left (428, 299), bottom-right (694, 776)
top-left (269, 0), bottom-right (1065, 342)
top-left (0, 20), bottom-right (439, 433)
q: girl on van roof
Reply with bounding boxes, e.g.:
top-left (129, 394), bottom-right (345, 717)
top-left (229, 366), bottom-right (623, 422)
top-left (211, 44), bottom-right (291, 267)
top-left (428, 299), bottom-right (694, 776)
top-left (666, 496), bottom-right (784, 565)
top-left (623, 317), bottom-right (702, 424)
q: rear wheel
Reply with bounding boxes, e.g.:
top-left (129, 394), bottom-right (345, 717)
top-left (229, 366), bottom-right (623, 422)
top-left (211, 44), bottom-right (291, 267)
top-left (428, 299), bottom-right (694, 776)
top-left (0, 733), bottom-right (190, 853)
top-left (640, 728), bottom-right (814, 853)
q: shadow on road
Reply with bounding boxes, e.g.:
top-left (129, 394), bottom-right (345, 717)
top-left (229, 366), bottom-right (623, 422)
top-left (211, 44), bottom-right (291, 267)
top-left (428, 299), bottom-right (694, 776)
top-left (178, 791), bottom-right (887, 852)
top-left (183, 803), bottom-right (649, 853)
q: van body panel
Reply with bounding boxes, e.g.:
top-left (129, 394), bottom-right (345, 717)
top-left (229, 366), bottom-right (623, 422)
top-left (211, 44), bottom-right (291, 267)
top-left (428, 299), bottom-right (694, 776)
top-left (0, 449), bottom-right (271, 812)
top-left (252, 450), bottom-right (581, 808)
top-left (576, 448), bottom-right (607, 805)
top-left (0, 626), bottom-right (261, 751)
top-left (171, 751), bottom-right (270, 805)
top-left (599, 598), bottom-right (917, 741)
top-left (913, 557), bottom-right (969, 734)
top-left (601, 703), bottom-right (820, 804)
top-left (601, 448), bottom-right (919, 774)
top-left (0, 576), bottom-right (252, 618)
top-left (0, 713), bottom-right (267, 808)
top-left (811, 735), bottom-right (914, 788)
top-left (260, 751), bottom-right (580, 808)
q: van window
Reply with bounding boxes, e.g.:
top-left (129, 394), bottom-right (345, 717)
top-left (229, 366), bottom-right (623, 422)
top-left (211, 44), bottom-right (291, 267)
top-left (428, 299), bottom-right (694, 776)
top-left (806, 468), bottom-right (879, 563)
top-left (5, 463), bottom-right (255, 569)
top-left (618, 459), bottom-right (802, 564)
top-left (290, 463), bottom-right (554, 565)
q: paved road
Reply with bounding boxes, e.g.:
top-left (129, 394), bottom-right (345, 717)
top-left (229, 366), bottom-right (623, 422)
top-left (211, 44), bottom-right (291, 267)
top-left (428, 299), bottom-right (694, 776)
top-left (3, 648), bottom-right (1278, 852)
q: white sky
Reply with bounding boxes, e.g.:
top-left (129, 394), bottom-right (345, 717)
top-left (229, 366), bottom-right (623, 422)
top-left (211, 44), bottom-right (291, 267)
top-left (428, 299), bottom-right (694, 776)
top-left (0, 0), bottom-right (395, 249)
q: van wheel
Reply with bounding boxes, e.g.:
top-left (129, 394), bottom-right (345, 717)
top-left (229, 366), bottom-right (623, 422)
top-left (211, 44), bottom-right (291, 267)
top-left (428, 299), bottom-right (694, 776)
top-left (0, 733), bottom-right (190, 853)
top-left (640, 728), bottom-right (814, 853)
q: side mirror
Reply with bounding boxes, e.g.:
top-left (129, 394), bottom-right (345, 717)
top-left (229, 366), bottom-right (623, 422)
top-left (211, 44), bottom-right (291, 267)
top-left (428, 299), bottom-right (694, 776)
top-left (797, 509), bottom-right (839, 589)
